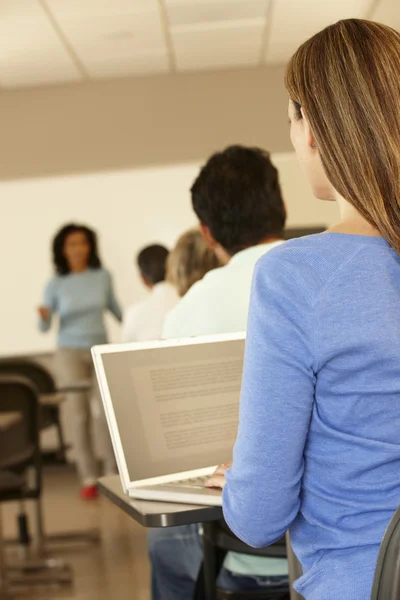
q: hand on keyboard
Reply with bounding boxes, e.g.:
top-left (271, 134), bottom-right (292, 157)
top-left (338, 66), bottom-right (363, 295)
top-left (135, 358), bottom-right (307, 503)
top-left (205, 463), bottom-right (232, 490)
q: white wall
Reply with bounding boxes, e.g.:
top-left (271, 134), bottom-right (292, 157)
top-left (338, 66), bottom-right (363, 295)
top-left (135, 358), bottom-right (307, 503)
top-left (1, 153), bottom-right (338, 356)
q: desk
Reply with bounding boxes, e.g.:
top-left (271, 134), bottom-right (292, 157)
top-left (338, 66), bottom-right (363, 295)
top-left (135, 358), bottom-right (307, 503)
top-left (99, 476), bottom-right (222, 600)
top-left (98, 475), bottom-right (222, 528)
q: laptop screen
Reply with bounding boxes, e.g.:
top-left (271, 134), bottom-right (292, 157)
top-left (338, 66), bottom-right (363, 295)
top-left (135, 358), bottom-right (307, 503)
top-left (100, 335), bottom-right (245, 483)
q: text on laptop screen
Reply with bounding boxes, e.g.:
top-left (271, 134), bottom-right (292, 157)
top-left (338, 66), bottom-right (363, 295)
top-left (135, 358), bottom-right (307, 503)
top-left (100, 337), bottom-right (245, 482)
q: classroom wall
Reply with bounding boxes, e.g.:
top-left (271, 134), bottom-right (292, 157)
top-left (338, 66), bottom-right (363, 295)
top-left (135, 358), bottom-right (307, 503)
top-left (0, 65), bottom-right (292, 182)
top-left (1, 153), bottom-right (338, 357)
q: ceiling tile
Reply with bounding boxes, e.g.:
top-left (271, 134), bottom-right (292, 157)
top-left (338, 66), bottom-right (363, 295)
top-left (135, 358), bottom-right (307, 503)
top-left (0, 0), bottom-right (47, 18)
top-left (166, 0), bottom-right (268, 27)
top-left (54, 12), bottom-right (166, 61)
top-left (0, 0), bottom-right (81, 88)
top-left (172, 22), bottom-right (265, 71)
top-left (266, 0), bottom-right (374, 64)
top-left (45, 0), bottom-right (157, 19)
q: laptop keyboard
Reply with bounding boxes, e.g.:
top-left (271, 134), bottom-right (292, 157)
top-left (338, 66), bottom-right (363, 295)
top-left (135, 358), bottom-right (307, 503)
top-left (171, 476), bottom-right (209, 489)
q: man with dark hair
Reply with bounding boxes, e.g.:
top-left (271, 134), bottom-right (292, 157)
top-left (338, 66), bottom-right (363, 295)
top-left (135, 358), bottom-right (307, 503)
top-left (122, 245), bottom-right (178, 342)
top-left (137, 245), bottom-right (169, 287)
top-left (151, 146), bottom-right (288, 599)
top-left (163, 145), bottom-right (286, 338)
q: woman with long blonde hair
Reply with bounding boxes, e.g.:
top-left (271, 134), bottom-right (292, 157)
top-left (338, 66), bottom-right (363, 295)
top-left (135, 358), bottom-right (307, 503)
top-left (209, 19), bottom-right (400, 599)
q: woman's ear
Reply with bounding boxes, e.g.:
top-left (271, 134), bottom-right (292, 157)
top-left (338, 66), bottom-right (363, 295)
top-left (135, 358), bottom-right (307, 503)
top-left (301, 107), bottom-right (318, 152)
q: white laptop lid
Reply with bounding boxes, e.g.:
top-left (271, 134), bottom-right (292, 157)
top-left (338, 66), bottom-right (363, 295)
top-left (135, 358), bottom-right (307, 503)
top-left (92, 332), bottom-right (245, 493)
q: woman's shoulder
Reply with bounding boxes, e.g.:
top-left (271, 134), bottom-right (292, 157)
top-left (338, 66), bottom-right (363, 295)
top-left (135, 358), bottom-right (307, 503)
top-left (255, 233), bottom-right (366, 301)
top-left (258, 232), bottom-right (363, 269)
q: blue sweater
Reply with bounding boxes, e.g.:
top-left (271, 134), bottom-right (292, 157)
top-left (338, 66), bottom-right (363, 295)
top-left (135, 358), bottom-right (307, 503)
top-left (39, 268), bottom-right (122, 349)
top-left (223, 233), bottom-right (400, 600)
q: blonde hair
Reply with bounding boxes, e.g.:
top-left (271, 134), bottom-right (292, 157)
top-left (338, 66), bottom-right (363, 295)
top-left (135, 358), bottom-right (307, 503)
top-left (167, 228), bottom-right (220, 297)
top-left (285, 19), bottom-right (400, 252)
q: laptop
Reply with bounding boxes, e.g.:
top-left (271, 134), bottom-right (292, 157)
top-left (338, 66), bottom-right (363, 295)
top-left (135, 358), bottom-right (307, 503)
top-left (92, 332), bottom-right (245, 507)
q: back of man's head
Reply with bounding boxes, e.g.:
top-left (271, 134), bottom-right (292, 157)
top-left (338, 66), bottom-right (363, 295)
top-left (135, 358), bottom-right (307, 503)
top-left (137, 245), bottom-right (169, 286)
top-left (191, 145), bottom-right (286, 256)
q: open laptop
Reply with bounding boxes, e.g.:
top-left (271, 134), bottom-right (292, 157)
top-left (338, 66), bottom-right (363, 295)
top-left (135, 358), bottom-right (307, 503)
top-left (92, 332), bottom-right (245, 506)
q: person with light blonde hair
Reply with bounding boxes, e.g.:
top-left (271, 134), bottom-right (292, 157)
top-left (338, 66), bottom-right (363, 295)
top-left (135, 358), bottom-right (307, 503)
top-left (166, 228), bottom-right (220, 298)
top-left (209, 19), bottom-right (400, 600)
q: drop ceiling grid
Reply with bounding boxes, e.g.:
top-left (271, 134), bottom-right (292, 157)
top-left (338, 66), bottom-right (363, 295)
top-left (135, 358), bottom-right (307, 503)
top-left (0, 0), bottom-right (82, 88)
top-left (46, 0), bottom-right (169, 78)
top-left (0, 0), bottom-right (391, 89)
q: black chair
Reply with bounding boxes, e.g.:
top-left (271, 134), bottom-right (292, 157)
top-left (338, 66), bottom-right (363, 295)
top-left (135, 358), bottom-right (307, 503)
top-left (370, 506), bottom-right (400, 600)
top-left (0, 375), bottom-right (71, 594)
top-left (0, 359), bottom-right (99, 548)
top-left (0, 358), bottom-right (68, 464)
top-left (195, 520), bottom-right (290, 600)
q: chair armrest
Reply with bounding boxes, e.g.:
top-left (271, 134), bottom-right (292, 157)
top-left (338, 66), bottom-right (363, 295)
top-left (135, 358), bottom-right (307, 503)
top-left (39, 393), bottom-right (66, 407)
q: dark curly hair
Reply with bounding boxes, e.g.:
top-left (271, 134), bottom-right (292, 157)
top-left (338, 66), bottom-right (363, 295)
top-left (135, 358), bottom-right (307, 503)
top-left (52, 223), bottom-right (102, 276)
top-left (191, 145), bottom-right (286, 256)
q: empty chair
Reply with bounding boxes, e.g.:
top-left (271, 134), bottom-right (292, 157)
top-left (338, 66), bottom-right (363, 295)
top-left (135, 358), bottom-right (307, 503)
top-left (0, 358), bottom-right (67, 463)
top-left (0, 375), bottom-right (71, 594)
top-left (0, 358), bottom-right (99, 547)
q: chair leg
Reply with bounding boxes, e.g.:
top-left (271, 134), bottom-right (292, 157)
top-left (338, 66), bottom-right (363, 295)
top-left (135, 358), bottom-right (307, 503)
top-left (34, 498), bottom-right (45, 557)
top-left (5, 497), bottom-right (100, 550)
top-left (55, 413), bottom-right (68, 463)
top-left (203, 522), bottom-right (218, 600)
top-left (3, 498), bottom-right (74, 588)
top-left (0, 506), bottom-right (11, 598)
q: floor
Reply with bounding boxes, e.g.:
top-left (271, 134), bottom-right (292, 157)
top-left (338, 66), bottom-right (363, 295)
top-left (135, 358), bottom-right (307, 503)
top-left (1, 468), bottom-right (151, 599)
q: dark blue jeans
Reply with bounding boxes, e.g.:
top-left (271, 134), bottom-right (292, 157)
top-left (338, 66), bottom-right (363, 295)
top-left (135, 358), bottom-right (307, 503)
top-left (148, 524), bottom-right (288, 600)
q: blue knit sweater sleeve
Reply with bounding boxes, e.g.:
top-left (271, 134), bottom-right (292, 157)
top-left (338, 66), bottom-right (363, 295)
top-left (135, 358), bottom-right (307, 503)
top-left (38, 277), bottom-right (58, 332)
top-left (222, 252), bottom-right (317, 547)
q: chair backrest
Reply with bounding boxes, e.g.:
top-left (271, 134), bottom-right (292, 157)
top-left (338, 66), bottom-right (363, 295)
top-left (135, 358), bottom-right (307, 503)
top-left (0, 375), bottom-right (41, 494)
top-left (0, 359), bottom-right (56, 395)
top-left (370, 506), bottom-right (400, 600)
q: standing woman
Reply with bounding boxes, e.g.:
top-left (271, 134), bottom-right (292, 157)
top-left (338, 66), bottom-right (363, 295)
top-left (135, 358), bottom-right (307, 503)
top-left (208, 19), bottom-right (400, 600)
top-left (38, 223), bottom-right (122, 499)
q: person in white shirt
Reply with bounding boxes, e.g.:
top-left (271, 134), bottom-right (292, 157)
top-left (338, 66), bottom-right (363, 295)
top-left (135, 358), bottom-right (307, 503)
top-left (150, 145), bottom-right (289, 599)
top-left (163, 146), bottom-right (285, 340)
top-left (122, 245), bottom-right (178, 343)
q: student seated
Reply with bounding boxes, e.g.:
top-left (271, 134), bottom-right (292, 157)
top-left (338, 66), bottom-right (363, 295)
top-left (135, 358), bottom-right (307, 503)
top-left (122, 245), bottom-right (178, 342)
top-left (208, 19), bottom-right (400, 600)
top-left (166, 228), bottom-right (220, 298)
top-left (149, 145), bottom-right (288, 599)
